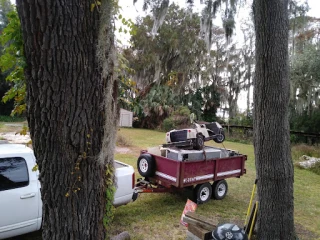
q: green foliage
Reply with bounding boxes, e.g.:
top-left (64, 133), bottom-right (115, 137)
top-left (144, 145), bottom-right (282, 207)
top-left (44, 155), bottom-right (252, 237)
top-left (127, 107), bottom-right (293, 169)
top-left (0, 9), bottom-right (26, 115)
top-left (183, 83), bottom-right (220, 122)
top-left (139, 85), bottom-right (178, 128)
top-left (291, 144), bottom-right (320, 163)
top-left (228, 111), bottom-right (253, 126)
top-left (161, 106), bottom-right (191, 131)
top-left (162, 117), bottom-right (175, 132)
top-left (175, 105), bottom-right (190, 117)
top-left (129, 4), bottom-right (208, 89)
top-left (290, 108), bottom-right (320, 144)
top-left (103, 164), bottom-right (116, 234)
top-left (0, 114), bottom-right (25, 122)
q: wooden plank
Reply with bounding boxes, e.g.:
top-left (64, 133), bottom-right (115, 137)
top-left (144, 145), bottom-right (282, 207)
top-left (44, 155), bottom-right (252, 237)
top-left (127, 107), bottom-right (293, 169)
top-left (188, 225), bottom-right (211, 240)
top-left (186, 230), bottom-right (202, 240)
top-left (183, 212), bottom-right (217, 231)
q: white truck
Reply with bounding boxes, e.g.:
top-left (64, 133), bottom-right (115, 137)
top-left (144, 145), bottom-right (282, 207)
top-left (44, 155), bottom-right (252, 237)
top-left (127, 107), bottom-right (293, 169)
top-left (0, 144), bottom-right (137, 239)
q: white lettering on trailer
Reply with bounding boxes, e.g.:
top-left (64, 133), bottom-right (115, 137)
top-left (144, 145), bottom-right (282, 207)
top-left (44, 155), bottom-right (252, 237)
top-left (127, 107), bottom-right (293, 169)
top-left (155, 171), bottom-right (177, 182)
top-left (217, 169), bottom-right (241, 177)
top-left (183, 174), bottom-right (214, 183)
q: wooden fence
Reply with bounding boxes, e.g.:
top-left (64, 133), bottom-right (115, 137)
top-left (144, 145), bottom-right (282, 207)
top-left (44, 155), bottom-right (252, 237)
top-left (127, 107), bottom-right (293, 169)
top-left (222, 125), bottom-right (320, 144)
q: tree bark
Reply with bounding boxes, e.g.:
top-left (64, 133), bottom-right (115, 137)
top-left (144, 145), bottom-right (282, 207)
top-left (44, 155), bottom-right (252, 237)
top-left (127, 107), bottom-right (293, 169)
top-left (253, 0), bottom-right (295, 239)
top-left (16, 1), bottom-right (117, 239)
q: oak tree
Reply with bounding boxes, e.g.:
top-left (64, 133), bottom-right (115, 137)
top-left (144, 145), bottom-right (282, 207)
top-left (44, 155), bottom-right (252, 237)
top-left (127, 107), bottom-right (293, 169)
top-left (16, 0), bottom-right (118, 239)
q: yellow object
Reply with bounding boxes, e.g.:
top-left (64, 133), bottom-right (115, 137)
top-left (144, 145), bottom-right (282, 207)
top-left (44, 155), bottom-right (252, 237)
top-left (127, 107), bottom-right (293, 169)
top-left (249, 201), bottom-right (258, 239)
top-left (244, 180), bottom-right (257, 228)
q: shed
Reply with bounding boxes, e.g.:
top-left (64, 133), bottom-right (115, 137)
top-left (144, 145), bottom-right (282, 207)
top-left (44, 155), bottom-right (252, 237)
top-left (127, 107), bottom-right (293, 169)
top-left (119, 108), bottom-right (133, 127)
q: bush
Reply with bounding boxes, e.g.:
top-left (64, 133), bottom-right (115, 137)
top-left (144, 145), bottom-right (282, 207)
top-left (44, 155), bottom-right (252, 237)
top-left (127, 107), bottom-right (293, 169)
top-left (0, 115), bottom-right (26, 122)
top-left (291, 144), bottom-right (320, 164)
top-left (116, 132), bottom-right (132, 147)
top-left (162, 118), bottom-right (175, 132)
top-left (161, 106), bottom-right (191, 131)
top-left (176, 106), bottom-right (190, 117)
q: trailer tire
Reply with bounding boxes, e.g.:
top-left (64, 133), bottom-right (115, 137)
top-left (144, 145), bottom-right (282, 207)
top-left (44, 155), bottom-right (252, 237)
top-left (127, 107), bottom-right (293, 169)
top-left (194, 183), bottom-right (212, 204)
top-left (137, 154), bottom-right (155, 177)
top-left (212, 180), bottom-right (228, 200)
top-left (194, 134), bottom-right (204, 150)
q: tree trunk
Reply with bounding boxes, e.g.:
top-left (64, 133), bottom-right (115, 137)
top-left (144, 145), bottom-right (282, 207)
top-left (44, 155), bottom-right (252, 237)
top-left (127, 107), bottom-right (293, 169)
top-left (253, 0), bottom-right (295, 239)
top-left (16, 1), bottom-right (118, 239)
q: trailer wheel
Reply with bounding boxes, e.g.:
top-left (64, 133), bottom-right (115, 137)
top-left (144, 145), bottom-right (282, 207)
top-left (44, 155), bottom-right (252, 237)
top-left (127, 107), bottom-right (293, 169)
top-left (194, 134), bottom-right (204, 150)
top-left (137, 154), bottom-right (155, 177)
top-left (194, 183), bottom-right (212, 204)
top-left (213, 131), bottom-right (225, 143)
top-left (212, 180), bottom-right (228, 200)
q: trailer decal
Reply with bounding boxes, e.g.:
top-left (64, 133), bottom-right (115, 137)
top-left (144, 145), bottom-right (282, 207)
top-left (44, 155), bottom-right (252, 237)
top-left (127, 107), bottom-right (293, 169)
top-left (155, 171), bottom-right (177, 182)
top-left (217, 169), bottom-right (241, 177)
top-left (183, 174), bottom-right (214, 183)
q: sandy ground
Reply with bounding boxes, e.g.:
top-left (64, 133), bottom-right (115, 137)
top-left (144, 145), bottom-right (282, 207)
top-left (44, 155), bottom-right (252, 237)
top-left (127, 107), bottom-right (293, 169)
top-left (0, 131), bottom-right (129, 154)
top-left (0, 132), bottom-right (31, 144)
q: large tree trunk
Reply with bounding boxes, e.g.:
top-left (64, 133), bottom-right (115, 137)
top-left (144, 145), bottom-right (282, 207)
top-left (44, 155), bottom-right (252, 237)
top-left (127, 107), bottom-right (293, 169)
top-left (253, 0), bottom-right (295, 239)
top-left (16, 1), bottom-right (117, 239)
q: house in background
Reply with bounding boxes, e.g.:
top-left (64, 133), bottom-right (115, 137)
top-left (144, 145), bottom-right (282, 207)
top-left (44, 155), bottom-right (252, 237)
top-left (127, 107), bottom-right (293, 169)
top-left (119, 108), bottom-right (133, 127)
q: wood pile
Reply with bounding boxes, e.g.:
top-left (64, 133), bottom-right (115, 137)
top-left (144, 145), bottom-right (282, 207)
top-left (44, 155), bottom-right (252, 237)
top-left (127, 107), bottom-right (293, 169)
top-left (183, 212), bottom-right (217, 240)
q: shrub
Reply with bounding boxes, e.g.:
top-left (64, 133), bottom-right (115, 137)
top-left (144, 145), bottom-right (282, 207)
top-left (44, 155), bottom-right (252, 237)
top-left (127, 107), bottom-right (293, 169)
top-left (176, 106), bottom-right (190, 117)
top-left (0, 115), bottom-right (26, 122)
top-left (291, 144), bottom-right (320, 164)
top-left (162, 118), bottom-right (175, 132)
top-left (116, 132), bottom-right (132, 147)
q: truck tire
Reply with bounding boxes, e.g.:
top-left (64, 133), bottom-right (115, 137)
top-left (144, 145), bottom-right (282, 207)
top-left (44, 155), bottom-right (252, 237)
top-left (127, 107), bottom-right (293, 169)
top-left (194, 134), bottom-right (204, 150)
top-left (194, 183), bottom-right (212, 204)
top-left (213, 131), bottom-right (225, 143)
top-left (137, 154), bottom-right (155, 177)
top-left (212, 180), bottom-right (228, 200)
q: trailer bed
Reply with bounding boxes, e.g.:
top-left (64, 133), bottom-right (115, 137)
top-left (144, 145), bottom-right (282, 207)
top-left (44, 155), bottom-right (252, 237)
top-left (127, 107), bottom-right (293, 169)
top-left (146, 148), bottom-right (246, 188)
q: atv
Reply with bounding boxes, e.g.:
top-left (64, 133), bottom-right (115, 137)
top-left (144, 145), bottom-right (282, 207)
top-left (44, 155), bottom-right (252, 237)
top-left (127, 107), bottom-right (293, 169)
top-left (164, 121), bottom-right (225, 150)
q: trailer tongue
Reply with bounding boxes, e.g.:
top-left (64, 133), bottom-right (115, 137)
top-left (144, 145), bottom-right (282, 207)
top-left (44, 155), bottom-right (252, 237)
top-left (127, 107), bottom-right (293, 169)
top-left (135, 146), bottom-right (247, 204)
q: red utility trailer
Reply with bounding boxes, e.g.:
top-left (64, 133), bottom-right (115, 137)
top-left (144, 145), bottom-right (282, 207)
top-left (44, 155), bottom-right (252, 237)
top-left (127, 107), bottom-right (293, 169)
top-left (135, 146), bottom-right (247, 204)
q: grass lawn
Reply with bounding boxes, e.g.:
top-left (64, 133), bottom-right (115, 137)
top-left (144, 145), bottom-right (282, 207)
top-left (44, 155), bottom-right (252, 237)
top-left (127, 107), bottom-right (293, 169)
top-left (3, 127), bottom-right (319, 239)
top-left (112, 128), bottom-right (320, 240)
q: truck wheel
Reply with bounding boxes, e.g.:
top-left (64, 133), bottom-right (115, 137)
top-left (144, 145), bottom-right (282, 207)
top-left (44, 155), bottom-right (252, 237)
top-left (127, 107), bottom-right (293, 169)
top-left (213, 131), bottom-right (225, 143)
top-left (194, 183), bottom-right (212, 204)
top-left (194, 134), bottom-right (204, 150)
top-left (137, 154), bottom-right (155, 177)
top-left (212, 180), bottom-right (228, 200)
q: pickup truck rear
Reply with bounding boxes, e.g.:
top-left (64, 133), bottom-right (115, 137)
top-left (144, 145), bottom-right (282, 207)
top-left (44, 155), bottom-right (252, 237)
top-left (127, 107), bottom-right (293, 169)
top-left (0, 144), bottom-right (136, 239)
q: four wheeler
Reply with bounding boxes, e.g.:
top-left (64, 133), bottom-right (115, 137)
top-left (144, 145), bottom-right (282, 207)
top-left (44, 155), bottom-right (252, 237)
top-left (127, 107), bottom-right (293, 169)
top-left (165, 121), bottom-right (225, 150)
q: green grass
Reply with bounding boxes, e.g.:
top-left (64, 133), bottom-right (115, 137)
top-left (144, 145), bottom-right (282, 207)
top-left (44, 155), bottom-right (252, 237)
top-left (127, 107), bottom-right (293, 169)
top-left (5, 127), bottom-right (319, 239)
top-left (0, 115), bottom-right (26, 122)
top-left (112, 128), bottom-right (320, 240)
